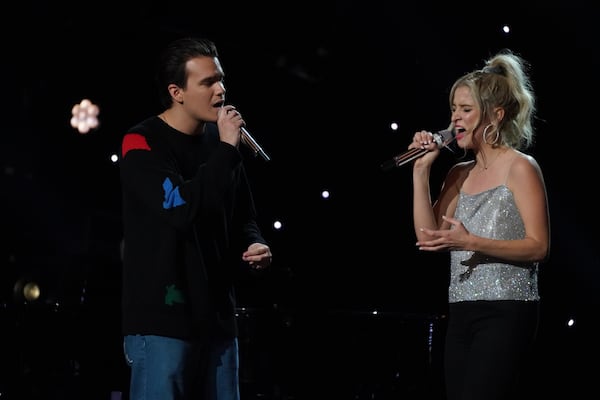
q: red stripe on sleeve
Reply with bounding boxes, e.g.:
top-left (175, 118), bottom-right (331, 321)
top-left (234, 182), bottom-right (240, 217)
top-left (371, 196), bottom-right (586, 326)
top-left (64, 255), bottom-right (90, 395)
top-left (122, 133), bottom-right (151, 158)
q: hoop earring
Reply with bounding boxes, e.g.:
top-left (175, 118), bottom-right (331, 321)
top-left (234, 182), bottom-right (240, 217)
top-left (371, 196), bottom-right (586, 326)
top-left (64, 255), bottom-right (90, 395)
top-left (482, 124), bottom-right (500, 145)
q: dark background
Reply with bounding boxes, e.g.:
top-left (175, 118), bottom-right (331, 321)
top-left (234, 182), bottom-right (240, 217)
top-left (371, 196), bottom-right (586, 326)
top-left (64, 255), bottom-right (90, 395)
top-left (1, 1), bottom-right (598, 399)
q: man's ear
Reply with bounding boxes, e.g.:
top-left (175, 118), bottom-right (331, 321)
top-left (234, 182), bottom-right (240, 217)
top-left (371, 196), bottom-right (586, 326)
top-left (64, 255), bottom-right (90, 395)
top-left (167, 84), bottom-right (184, 104)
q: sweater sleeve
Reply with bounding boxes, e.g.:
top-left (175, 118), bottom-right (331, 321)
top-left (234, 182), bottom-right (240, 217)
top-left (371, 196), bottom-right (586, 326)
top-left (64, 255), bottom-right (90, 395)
top-left (236, 163), bottom-right (268, 247)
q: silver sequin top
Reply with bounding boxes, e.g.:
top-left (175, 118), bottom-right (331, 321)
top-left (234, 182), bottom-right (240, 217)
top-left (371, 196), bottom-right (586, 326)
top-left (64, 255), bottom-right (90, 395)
top-left (449, 185), bottom-right (539, 303)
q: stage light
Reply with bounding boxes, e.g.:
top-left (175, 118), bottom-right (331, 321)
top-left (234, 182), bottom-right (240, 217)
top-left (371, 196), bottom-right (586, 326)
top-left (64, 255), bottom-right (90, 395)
top-left (70, 98), bottom-right (100, 134)
top-left (13, 278), bottom-right (42, 304)
top-left (23, 282), bottom-right (41, 302)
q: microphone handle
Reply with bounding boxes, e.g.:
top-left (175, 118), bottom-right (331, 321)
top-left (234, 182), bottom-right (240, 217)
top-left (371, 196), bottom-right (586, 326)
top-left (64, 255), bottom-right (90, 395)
top-left (380, 127), bottom-right (455, 171)
top-left (386, 147), bottom-right (429, 169)
top-left (380, 148), bottom-right (429, 171)
top-left (241, 127), bottom-right (270, 161)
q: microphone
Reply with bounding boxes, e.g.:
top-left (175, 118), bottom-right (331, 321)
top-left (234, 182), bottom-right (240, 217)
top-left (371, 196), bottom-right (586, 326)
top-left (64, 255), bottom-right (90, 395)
top-left (241, 127), bottom-right (271, 161)
top-left (380, 125), bottom-right (455, 171)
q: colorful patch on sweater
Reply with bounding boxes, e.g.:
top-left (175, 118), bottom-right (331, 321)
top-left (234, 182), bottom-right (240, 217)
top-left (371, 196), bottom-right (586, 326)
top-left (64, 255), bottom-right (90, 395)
top-left (165, 284), bottom-right (185, 306)
top-left (162, 177), bottom-right (186, 208)
top-left (121, 133), bottom-right (151, 157)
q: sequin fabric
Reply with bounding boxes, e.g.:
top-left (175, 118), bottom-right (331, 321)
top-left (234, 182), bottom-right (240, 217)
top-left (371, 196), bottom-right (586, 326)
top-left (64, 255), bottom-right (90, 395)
top-left (449, 185), bottom-right (539, 303)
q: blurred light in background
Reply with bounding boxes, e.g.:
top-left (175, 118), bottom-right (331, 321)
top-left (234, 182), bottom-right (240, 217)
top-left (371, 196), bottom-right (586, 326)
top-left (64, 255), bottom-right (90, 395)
top-left (70, 98), bottom-right (100, 134)
top-left (13, 278), bottom-right (41, 304)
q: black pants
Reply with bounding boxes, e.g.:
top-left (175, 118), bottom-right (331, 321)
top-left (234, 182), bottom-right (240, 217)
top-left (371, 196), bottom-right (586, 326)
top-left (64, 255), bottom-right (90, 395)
top-left (444, 300), bottom-right (539, 400)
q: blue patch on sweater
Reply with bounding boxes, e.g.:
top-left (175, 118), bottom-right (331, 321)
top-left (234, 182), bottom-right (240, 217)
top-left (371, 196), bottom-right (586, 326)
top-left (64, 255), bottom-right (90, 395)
top-left (162, 177), bottom-right (186, 208)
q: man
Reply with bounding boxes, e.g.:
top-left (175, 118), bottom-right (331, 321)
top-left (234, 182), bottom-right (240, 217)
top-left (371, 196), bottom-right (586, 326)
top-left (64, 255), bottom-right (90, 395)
top-left (119, 37), bottom-right (272, 400)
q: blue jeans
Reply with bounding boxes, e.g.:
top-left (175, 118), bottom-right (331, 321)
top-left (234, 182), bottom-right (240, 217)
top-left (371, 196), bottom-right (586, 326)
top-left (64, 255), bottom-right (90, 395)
top-left (123, 335), bottom-right (240, 400)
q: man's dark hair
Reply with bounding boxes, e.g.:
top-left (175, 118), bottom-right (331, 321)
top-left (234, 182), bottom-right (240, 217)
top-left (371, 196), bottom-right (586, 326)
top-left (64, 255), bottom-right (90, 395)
top-left (156, 37), bottom-right (219, 108)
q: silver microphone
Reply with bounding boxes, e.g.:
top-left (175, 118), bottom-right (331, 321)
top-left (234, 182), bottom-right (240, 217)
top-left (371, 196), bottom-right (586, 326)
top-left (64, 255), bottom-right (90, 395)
top-left (241, 127), bottom-right (270, 161)
top-left (381, 125), bottom-right (455, 171)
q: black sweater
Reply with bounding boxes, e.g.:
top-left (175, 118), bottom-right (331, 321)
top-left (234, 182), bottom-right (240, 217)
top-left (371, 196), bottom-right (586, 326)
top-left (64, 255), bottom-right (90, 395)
top-left (119, 116), bottom-right (267, 341)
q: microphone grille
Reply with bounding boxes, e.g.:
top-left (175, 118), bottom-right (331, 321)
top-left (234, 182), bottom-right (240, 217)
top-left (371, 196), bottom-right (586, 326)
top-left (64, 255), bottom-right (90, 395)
top-left (434, 125), bottom-right (455, 147)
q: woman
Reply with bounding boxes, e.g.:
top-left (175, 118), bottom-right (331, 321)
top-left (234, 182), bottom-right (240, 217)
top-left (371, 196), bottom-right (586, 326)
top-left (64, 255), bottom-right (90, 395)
top-left (409, 49), bottom-right (550, 400)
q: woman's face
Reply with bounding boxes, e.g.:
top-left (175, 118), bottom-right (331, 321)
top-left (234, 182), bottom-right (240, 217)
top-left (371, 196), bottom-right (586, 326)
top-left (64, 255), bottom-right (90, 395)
top-left (451, 85), bottom-right (482, 149)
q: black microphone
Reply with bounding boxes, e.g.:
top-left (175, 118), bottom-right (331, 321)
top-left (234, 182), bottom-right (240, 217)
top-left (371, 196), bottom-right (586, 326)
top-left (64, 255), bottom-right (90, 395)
top-left (241, 127), bottom-right (271, 161)
top-left (380, 126), bottom-right (455, 171)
